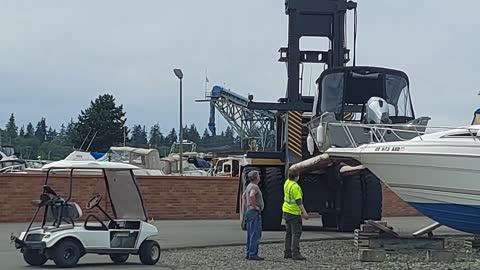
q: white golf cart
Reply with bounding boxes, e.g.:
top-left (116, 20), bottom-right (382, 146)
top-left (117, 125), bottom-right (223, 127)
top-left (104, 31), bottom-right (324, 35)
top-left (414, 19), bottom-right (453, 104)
top-left (11, 160), bottom-right (160, 267)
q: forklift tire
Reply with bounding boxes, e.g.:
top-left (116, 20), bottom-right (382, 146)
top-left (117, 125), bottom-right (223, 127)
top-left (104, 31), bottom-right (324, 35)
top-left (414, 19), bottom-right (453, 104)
top-left (321, 213), bottom-right (338, 228)
top-left (261, 167), bottom-right (284, 231)
top-left (362, 172), bottom-right (382, 221)
top-left (23, 250), bottom-right (48, 266)
top-left (337, 175), bottom-right (363, 232)
top-left (139, 240), bottom-right (161, 265)
top-left (110, 254), bottom-right (129, 264)
top-left (52, 239), bottom-right (82, 268)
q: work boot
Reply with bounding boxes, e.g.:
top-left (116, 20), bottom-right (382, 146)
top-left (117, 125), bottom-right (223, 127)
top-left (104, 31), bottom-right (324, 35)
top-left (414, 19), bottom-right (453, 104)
top-left (292, 254), bottom-right (306, 260)
top-left (284, 252), bottom-right (292, 259)
top-left (248, 255), bottom-right (265, 261)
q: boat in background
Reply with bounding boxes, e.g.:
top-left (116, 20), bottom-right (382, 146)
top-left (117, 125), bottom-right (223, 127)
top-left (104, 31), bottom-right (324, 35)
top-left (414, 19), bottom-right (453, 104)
top-left (0, 150), bottom-right (27, 173)
top-left (326, 125), bottom-right (480, 234)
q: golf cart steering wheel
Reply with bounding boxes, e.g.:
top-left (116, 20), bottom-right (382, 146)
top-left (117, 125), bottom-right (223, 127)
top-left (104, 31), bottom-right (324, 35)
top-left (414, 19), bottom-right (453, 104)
top-left (86, 194), bottom-right (102, 210)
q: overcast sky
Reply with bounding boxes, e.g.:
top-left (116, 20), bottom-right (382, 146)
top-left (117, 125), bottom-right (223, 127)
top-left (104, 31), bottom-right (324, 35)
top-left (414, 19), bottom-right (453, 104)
top-left (0, 0), bottom-right (479, 134)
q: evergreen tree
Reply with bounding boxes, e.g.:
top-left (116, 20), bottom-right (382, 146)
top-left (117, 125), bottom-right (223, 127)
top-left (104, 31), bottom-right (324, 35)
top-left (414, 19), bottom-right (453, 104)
top-left (59, 124), bottom-right (66, 136)
top-left (188, 124), bottom-right (201, 143)
top-left (35, 117), bottom-right (47, 141)
top-left (149, 123), bottom-right (164, 147)
top-left (46, 127), bottom-right (57, 141)
top-left (19, 125), bottom-right (25, 137)
top-left (25, 122), bottom-right (35, 138)
top-left (71, 94), bottom-right (127, 152)
top-left (182, 125), bottom-right (189, 141)
top-left (131, 124), bottom-right (148, 147)
top-left (5, 113), bottom-right (18, 139)
top-left (164, 128), bottom-right (178, 146)
top-left (225, 126), bottom-right (235, 142)
top-left (201, 128), bottom-right (210, 143)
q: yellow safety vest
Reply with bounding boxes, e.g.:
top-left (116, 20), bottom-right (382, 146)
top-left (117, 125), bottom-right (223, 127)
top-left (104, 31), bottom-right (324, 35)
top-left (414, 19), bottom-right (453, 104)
top-left (282, 179), bottom-right (303, 215)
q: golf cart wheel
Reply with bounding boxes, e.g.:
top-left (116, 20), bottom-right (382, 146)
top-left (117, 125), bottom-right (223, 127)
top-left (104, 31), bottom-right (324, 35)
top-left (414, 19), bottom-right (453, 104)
top-left (109, 253), bottom-right (129, 264)
top-left (139, 240), bottom-right (161, 265)
top-left (52, 239), bottom-right (83, 268)
top-left (23, 250), bottom-right (47, 266)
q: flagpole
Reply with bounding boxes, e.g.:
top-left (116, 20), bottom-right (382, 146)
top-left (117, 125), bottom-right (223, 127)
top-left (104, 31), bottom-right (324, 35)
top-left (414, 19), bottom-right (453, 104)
top-left (205, 68), bottom-right (209, 94)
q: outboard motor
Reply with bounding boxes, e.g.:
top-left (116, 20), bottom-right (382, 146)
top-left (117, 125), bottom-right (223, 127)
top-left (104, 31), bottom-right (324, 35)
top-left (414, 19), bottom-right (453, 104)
top-left (365, 97), bottom-right (391, 124)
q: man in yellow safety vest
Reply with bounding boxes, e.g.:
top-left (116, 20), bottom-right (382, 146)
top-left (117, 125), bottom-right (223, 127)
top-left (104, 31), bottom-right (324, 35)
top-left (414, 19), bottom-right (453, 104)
top-left (282, 169), bottom-right (309, 260)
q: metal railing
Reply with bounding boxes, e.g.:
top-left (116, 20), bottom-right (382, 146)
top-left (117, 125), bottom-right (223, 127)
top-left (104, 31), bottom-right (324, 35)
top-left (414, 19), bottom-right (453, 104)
top-left (327, 122), bottom-right (480, 148)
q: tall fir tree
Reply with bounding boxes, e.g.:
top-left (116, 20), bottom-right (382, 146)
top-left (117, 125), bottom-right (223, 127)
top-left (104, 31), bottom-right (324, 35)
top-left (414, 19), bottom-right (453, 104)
top-left (188, 124), bottom-right (201, 143)
top-left (71, 94), bottom-right (127, 152)
top-left (130, 124), bottom-right (148, 147)
top-left (149, 123), bottom-right (164, 147)
top-left (19, 125), bottom-right (25, 137)
top-left (25, 122), bottom-right (35, 138)
top-left (35, 118), bottom-right (47, 141)
top-left (5, 113), bottom-right (18, 139)
top-left (164, 128), bottom-right (178, 146)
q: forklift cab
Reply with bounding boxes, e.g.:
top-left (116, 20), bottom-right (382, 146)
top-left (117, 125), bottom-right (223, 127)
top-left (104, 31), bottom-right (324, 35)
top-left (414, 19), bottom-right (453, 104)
top-left (312, 66), bottom-right (415, 124)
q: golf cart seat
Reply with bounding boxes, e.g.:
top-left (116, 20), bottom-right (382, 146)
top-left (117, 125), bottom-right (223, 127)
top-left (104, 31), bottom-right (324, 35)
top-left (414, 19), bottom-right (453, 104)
top-left (47, 202), bottom-right (83, 222)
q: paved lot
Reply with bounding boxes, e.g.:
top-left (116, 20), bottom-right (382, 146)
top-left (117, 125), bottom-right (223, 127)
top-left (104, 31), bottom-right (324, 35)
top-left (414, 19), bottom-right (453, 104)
top-left (0, 217), bottom-right (464, 269)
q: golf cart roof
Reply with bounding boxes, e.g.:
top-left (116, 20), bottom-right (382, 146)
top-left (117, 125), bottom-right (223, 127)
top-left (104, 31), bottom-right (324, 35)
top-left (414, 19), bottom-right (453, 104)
top-left (42, 160), bottom-right (139, 171)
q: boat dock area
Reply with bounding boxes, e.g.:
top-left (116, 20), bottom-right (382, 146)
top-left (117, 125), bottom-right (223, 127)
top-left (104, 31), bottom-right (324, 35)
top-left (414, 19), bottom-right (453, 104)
top-left (1, 0), bottom-right (479, 268)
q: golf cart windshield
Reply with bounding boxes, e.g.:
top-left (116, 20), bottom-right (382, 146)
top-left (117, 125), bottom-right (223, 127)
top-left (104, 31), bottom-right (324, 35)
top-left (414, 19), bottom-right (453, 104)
top-left (313, 67), bottom-right (414, 122)
top-left (104, 170), bottom-right (147, 220)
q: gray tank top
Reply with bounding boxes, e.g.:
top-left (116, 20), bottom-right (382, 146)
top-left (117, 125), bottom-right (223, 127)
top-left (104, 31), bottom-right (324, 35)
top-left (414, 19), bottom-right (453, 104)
top-left (245, 183), bottom-right (264, 211)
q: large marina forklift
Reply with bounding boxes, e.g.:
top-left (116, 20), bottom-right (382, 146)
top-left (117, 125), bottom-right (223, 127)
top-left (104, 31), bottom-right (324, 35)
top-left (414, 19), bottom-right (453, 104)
top-left (238, 0), bottom-right (424, 232)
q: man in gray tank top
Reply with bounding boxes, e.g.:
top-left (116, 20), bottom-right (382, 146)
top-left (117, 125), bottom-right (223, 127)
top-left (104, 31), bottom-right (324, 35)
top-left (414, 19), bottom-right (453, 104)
top-left (243, 170), bottom-right (264, 260)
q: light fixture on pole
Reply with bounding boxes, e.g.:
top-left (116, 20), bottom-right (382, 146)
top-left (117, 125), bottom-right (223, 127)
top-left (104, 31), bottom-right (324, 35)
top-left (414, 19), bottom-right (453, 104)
top-left (173, 68), bottom-right (184, 175)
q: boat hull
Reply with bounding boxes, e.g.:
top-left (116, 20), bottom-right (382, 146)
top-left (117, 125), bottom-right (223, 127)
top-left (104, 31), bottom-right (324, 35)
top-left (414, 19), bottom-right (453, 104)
top-left (328, 141), bottom-right (480, 234)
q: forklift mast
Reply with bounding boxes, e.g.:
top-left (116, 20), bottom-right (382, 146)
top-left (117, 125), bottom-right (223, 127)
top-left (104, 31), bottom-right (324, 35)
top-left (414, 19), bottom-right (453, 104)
top-left (248, 0), bottom-right (357, 163)
top-left (282, 0), bottom-right (356, 102)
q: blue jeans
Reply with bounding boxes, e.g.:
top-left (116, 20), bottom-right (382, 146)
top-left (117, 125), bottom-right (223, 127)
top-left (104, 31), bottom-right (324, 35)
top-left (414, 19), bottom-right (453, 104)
top-left (245, 209), bottom-right (262, 257)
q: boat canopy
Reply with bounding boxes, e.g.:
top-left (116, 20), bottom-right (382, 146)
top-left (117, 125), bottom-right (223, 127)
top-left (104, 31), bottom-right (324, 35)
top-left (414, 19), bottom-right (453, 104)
top-left (313, 66), bottom-right (415, 123)
top-left (107, 147), bottom-right (161, 170)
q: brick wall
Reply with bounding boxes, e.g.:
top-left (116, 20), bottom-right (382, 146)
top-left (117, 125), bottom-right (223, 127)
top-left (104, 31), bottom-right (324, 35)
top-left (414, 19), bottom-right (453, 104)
top-left (381, 184), bottom-right (419, 216)
top-left (0, 173), bottom-right (417, 222)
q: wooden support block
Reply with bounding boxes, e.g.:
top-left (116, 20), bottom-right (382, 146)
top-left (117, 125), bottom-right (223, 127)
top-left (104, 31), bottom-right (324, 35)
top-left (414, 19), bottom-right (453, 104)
top-left (358, 249), bottom-right (385, 262)
top-left (367, 220), bottom-right (399, 237)
top-left (426, 250), bottom-right (455, 263)
top-left (354, 239), bottom-right (370, 247)
top-left (360, 224), bottom-right (381, 233)
top-left (355, 229), bottom-right (380, 236)
top-left (369, 237), bottom-right (444, 251)
top-left (464, 239), bottom-right (480, 249)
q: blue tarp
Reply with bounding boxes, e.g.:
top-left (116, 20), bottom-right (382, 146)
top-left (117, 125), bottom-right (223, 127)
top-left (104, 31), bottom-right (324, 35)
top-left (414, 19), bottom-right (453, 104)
top-left (90, 152), bottom-right (106, 160)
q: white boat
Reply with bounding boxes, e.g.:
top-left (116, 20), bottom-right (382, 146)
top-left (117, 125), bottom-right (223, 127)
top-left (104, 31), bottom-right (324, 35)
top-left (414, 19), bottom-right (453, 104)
top-left (326, 125), bottom-right (480, 234)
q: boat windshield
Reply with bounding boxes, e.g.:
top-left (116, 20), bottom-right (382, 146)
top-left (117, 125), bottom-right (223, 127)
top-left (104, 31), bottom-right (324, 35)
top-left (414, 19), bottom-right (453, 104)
top-left (314, 68), bottom-right (414, 121)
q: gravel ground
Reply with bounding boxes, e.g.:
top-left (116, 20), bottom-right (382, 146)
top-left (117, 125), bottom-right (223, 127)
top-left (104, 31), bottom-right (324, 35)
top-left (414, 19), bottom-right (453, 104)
top-left (157, 238), bottom-right (480, 270)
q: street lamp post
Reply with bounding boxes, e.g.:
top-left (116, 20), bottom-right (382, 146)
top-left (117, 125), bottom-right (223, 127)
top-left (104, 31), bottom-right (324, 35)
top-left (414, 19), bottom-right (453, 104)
top-left (173, 68), bottom-right (184, 175)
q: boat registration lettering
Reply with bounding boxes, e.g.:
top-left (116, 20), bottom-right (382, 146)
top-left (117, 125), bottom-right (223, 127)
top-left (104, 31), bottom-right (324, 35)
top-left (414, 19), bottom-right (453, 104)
top-left (374, 146), bottom-right (404, 152)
